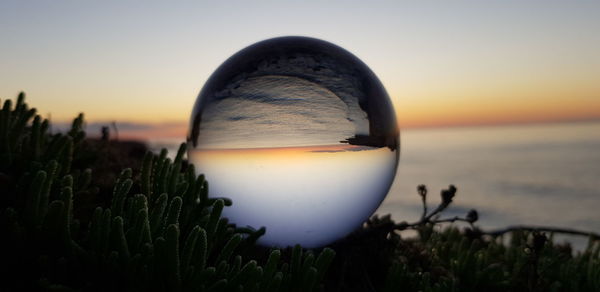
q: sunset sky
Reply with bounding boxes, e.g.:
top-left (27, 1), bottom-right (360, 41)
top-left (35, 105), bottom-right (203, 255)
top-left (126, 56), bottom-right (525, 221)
top-left (1, 1), bottom-right (599, 139)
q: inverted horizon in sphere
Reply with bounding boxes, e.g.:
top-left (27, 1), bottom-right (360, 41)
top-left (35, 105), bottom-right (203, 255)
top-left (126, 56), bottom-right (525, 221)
top-left (188, 36), bottom-right (399, 247)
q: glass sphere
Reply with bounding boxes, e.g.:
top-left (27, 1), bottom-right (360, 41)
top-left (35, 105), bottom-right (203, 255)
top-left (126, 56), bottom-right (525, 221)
top-left (188, 36), bottom-right (399, 248)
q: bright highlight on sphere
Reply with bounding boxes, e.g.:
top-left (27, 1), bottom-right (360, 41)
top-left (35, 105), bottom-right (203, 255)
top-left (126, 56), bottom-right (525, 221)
top-left (188, 36), bottom-right (399, 248)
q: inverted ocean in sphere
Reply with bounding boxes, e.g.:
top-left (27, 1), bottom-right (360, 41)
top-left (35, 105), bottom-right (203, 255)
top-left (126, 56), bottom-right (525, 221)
top-left (188, 36), bottom-right (399, 248)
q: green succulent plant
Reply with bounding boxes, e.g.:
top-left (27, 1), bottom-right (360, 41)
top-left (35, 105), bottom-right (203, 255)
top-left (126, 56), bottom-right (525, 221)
top-left (0, 93), bottom-right (335, 291)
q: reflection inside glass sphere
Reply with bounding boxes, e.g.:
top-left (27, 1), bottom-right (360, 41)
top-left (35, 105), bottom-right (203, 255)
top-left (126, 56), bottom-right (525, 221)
top-left (188, 36), bottom-right (399, 248)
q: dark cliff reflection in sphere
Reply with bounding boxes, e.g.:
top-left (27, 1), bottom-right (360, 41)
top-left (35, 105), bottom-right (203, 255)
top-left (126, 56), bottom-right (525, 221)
top-left (188, 36), bottom-right (399, 248)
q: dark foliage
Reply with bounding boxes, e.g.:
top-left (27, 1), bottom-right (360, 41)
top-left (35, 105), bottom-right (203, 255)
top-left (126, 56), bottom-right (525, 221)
top-left (0, 93), bottom-right (335, 291)
top-left (325, 186), bottom-right (600, 292)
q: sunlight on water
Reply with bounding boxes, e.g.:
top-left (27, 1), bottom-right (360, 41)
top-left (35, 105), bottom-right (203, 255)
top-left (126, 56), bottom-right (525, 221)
top-left (188, 36), bottom-right (399, 247)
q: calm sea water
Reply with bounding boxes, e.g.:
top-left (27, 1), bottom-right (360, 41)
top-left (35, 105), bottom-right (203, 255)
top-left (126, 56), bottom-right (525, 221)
top-left (149, 121), bottom-right (600, 247)
top-left (377, 121), bottom-right (600, 248)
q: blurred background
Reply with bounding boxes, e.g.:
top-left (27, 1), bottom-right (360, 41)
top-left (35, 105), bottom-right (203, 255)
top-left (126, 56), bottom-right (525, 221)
top-left (2, 1), bottom-right (599, 246)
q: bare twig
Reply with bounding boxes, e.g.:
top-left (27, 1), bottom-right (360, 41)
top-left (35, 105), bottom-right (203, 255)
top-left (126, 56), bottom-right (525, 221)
top-left (480, 225), bottom-right (600, 240)
top-left (385, 185), bottom-right (600, 242)
top-left (430, 216), bottom-right (473, 225)
top-left (392, 216), bottom-right (472, 231)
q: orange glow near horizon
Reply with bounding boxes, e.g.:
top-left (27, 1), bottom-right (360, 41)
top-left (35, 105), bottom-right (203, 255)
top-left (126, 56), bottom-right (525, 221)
top-left (392, 79), bottom-right (600, 128)
top-left (396, 99), bottom-right (600, 129)
top-left (108, 123), bottom-right (188, 140)
top-left (55, 76), bottom-right (600, 138)
top-left (77, 96), bottom-right (600, 140)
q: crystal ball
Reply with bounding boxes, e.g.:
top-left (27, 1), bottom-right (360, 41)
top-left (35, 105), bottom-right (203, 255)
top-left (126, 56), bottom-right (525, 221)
top-left (188, 36), bottom-right (399, 248)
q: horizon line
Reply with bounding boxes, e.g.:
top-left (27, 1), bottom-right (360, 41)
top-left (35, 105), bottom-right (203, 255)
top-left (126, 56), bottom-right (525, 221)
top-left (49, 116), bottom-right (600, 140)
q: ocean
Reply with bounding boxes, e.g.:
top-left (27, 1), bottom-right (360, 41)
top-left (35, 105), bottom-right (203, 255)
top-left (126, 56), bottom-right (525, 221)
top-left (148, 121), bottom-right (600, 248)
top-left (378, 121), bottom-right (600, 249)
